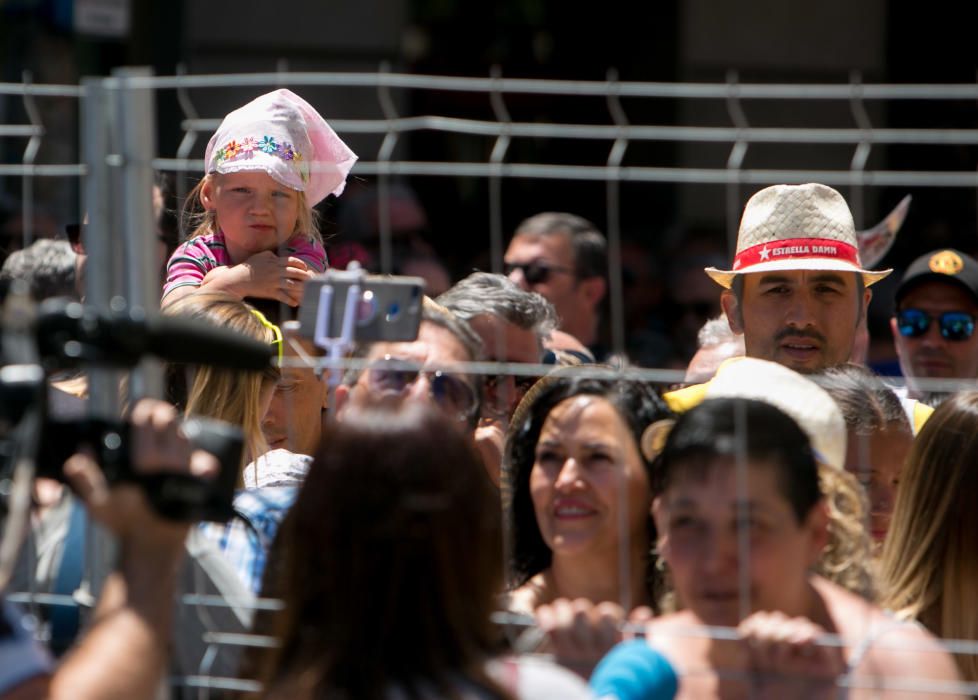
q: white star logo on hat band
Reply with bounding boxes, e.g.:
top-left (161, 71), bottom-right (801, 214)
top-left (759, 245), bottom-right (771, 261)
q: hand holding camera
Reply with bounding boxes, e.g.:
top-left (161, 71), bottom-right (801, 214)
top-left (62, 399), bottom-right (219, 552)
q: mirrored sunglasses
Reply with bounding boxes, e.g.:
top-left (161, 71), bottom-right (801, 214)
top-left (895, 308), bottom-right (976, 342)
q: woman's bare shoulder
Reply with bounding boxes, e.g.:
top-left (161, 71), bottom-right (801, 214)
top-left (850, 622), bottom-right (965, 698)
top-left (811, 579), bottom-right (966, 698)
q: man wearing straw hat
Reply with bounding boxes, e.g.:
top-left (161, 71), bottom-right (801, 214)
top-left (708, 183), bottom-right (890, 372)
top-left (666, 184), bottom-right (910, 417)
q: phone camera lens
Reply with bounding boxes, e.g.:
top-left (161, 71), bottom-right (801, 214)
top-left (357, 290), bottom-right (378, 326)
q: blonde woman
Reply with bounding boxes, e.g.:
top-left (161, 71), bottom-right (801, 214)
top-left (163, 291), bottom-right (281, 471)
top-left (880, 392), bottom-right (978, 683)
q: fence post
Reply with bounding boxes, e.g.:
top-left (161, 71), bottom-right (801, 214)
top-left (80, 77), bottom-right (121, 414)
top-left (78, 75), bottom-right (120, 616)
top-left (114, 66), bottom-right (162, 401)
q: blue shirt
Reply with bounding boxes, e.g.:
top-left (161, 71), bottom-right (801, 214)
top-left (197, 487), bottom-right (298, 594)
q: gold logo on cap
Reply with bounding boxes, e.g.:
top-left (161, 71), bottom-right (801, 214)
top-left (929, 250), bottom-right (964, 275)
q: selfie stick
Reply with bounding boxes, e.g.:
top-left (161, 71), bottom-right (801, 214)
top-left (313, 262), bottom-right (365, 390)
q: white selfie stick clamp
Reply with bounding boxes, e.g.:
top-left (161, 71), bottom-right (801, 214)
top-left (313, 262), bottom-right (366, 389)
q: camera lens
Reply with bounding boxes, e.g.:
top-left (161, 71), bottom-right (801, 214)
top-left (356, 291), bottom-right (378, 326)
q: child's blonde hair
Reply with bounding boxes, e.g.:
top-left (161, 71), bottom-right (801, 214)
top-left (163, 291), bottom-right (280, 466)
top-left (180, 173), bottom-right (322, 245)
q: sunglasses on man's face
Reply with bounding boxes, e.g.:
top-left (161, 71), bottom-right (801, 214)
top-left (895, 308), bottom-right (976, 341)
top-left (367, 356), bottom-right (478, 421)
top-left (483, 372), bottom-right (540, 411)
top-left (503, 261), bottom-right (574, 285)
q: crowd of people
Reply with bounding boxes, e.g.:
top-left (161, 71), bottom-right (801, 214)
top-left (1, 88), bottom-right (977, 699)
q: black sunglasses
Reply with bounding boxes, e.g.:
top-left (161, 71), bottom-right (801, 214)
top-left (367, 356), bottom-right (478, 421)
top-left (895, 308), bottom-right (976, 341)
top-left (503, 261), bottom-right (574, 285)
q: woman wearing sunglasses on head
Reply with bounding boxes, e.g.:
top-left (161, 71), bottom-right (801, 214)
top-left (891, 248), bottom-right (978, 409)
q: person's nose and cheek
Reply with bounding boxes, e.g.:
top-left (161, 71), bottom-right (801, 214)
top-left (871, 478), bottom-right (897, 518)
top-left (262, 388), bottom-right (286, 433)
top-left (553, 455), bottom-right (587, 494)
top-left (248, 190), bottom-right (275, 216)
top-left (404, 373), bottom-right (430, 405)
top-left (781, 288), bottom-right (820, 331)
top-left (507, 266), bottom-right (531, 292)
top-left (698, 526), bottom-right (740, 578)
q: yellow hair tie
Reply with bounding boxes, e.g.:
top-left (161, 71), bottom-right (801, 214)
top-left (250, 308), bottom-right (283, 368)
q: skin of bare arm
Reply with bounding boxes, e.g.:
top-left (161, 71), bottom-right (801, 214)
top-left (164, 253), bottom-right (311, 308)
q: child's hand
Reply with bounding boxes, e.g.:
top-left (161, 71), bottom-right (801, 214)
top-left (243, 251), bottom-right (314, 306)
top-left (202, 251), bottom-right (313, 306)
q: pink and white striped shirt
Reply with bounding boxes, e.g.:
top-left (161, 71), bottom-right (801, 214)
top-left (162, 229), bottom-right (327, 301)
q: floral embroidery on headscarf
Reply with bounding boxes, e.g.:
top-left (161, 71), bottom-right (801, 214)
top-left (213, 135), bottom-right (305, 180)
top-left (279, 142), bottom-right (296, 161)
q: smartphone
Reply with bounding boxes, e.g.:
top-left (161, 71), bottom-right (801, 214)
top-left (297, 270), bottom-right (424, 344)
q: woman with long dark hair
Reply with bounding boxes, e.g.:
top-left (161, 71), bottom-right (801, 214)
top-left (249, 404), bottom-right (591, 699)
top-left (504, 372), bottom-right (672, 614)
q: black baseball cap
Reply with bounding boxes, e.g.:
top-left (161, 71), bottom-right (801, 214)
top-left (895, 249), bottom-right (978, 308)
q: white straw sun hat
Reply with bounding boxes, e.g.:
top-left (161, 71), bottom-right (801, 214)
top-left (705, 183), bottom-right (891, 289)
top-left (704, 357), bottom-right (847, 471)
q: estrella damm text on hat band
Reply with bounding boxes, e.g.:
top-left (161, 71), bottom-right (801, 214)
top-left (732, 237), bottom-right (861, 271)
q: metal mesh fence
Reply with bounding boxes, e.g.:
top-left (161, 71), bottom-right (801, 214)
top-left (2, 68), bottom-right (978, 697)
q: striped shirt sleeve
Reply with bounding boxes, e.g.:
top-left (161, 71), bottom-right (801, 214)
top-left (285, 237), bottom-right (329, 274)
top-left (162, 237), bottom-right (224, 300)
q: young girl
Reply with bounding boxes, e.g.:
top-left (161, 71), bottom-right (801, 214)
top-left (162, 89), bottom-right (356, 306)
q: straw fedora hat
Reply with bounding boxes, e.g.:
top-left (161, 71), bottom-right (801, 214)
top-left (705, 183), bottom-right (892, 289)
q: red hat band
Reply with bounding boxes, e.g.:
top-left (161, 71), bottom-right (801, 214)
top-left (732, 237), bottom-right (861, 271)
